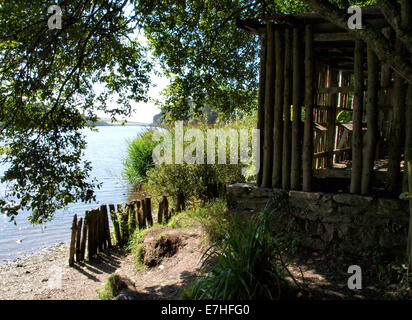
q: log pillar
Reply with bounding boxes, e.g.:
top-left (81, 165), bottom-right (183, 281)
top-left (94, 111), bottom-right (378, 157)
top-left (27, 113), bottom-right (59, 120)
top-left (303, 24), bottom-right (314, 192)
top-left (257, 34), bottom-right (267, 187)
top-left (291, 27), bottom-right (303, 190)
top-left (361, 45), bottom-right (379, 195)
top-left (262, 22), bottom-right (275, 188)
top-left (350, 39), bottom-right (364, 194)
top-left (272, 26), bottom-right (284, 188)
top-left (282, 27), bottom-right (292, 190)
top-left (387, 39), bottom-right (406, 195)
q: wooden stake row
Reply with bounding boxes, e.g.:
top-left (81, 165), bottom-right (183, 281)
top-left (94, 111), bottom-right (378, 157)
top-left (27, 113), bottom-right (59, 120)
top-left (68, 195), bottom-right (182, 266)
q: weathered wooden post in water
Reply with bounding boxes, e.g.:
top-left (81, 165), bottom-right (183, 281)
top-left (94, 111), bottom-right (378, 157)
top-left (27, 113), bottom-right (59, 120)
top-left (145, 197), bottom-right (153, 227)
top-left (109, 204), bottom-right (121, 246)
top-left (75, 217), bottom-right (83, 262)
top-left (69, 214), bottom-right (77, 266)
top-left (80, 215), bottom-right (88, 261)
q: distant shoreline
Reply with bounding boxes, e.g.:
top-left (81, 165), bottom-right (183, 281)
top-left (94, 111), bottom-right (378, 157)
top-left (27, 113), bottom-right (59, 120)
top-left (91, 119), bottom-right (155, 127)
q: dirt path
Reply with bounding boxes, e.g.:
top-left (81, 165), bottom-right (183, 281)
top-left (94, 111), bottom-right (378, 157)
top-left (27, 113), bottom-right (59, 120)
top-left (0, 227), bottom-right (206, 300)
top-left (1, 225), bottom-right (404, 300)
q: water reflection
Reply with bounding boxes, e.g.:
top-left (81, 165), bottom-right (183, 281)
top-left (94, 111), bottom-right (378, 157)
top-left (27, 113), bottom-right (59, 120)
top-left (0, 126), bottom-right (147, 263)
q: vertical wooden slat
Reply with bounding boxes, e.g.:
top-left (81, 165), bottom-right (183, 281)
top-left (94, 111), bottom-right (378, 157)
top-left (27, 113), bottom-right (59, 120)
top-left (272, 26), bottom-right (284, 188)
top-left (361, 45), bottom-right (379, 195)
top-left (282, 27), bottom-right (292, 190)
top-left (262, 22), bottom-right (275, 187)
top-left (303, 24), bottom-right (314, 192)
top-left (327, 70), bottom-right (338, 168)
top-left (75, 218), bottom-right (83, 262)
top-left (69, 214), bottom-right (77, 266)
top-left (257, 34), bottom-right (267, 187)
top-left (387, 38), bottom-right (406, 195)
top-left (291, 27), bottom-right (303, 190)
top-left (350, 39), bottom-right (364, 194)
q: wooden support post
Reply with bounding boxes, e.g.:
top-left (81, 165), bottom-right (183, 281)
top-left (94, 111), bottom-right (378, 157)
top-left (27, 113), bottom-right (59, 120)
top-left (257, 34), bottom-right (267, 187)
top-left (140, 200), bottom-right (147, 229)
top-left (86, 210), bottom-right (95, 261)
top-left (327, 70), bottom-right (338, 168)
top-left (75, 218), bottom-right (83, 262)
top-left (97, 208), bottom-right (104, 252)
top-left (86, 210), bottom-right (93, 260)
top-left (135, 201), bottom-right (143, 229)
top-left (282, 27), bottom-right (292, 190)
top-left (109, 204), bottom-right (121, 246)
top-left (80, 213), bottom-right (88, 261)
top-left (404, 83), bottom-right (412, 191)
top-left (350, 39), bottom-right (364, 194)
top-left (272, 26), bottom-right (284, 188)
top-left (262, 22), bottom-right (275, 187)
top-left (145, 198), bottom-right (153, 227)
top-left (69, 214), bottom-right (77, 267)
top-left (100, 204), bottom-right (112, 249)
top-left (387, 39), bottom-right (406, 195)
top-left (361, 45), bottom-right (379, 195)
top-left (117, 203), bottom-right (128, 245)
top-left (303, 24), bottom-right (314, 192)
top-left (163, 196), bottom-right (169, 223)
top-left (127, 202), bottom-right (137, 236)
top-left (92, 209), bottom-right (100, 255)
top-left (291, 27), bottom-right (303, 190)
top-left (157, 198), bottom-right (164, 224)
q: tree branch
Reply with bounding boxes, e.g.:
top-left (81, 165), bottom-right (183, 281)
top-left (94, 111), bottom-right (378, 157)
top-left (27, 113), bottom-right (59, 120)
top-left (300, 0), bottom-right (412, 84)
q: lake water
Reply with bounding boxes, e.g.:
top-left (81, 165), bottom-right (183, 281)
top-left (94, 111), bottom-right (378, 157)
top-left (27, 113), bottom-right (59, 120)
top-left (0, 126), bottom-right (147, 263)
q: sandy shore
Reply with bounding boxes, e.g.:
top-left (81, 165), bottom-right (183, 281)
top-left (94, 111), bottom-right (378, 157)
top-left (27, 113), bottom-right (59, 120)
top-left (0, 227), bottom-right (205, 300)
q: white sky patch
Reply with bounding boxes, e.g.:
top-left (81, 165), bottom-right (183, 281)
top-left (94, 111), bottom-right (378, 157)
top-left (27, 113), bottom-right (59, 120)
top-left (94, 28), bottom-right (170, 124)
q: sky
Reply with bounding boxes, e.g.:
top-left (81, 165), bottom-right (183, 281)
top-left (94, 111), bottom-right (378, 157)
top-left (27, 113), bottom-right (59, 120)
top-left (94, 68), bottom-right (170, 125)
top-left (125, 72), bottom-right (169, 124)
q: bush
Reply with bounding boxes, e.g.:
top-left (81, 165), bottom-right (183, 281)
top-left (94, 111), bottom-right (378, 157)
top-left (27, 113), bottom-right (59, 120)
top-left (98, 274), bottom-right (131, 300)
top-left (123, 129), bottom-right (160, 186)
top-left (183, 211), bottom-right (296, 300)
top-left (143, 118), bottom-right (258, 208)
top-left (167, 198), bottom-right (229, 243)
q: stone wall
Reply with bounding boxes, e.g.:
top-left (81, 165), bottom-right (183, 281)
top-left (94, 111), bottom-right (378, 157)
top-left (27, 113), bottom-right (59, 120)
top-left (227, 183), bottom-right (410, 255)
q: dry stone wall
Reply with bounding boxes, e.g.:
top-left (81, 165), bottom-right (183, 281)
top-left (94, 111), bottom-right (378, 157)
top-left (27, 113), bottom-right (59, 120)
top-left (227, 183), bottom-right (409, 255)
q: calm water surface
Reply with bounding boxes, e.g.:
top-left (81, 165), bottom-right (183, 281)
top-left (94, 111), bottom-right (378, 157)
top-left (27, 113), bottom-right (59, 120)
top-left (0, 126), bottom-right (147, 263)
